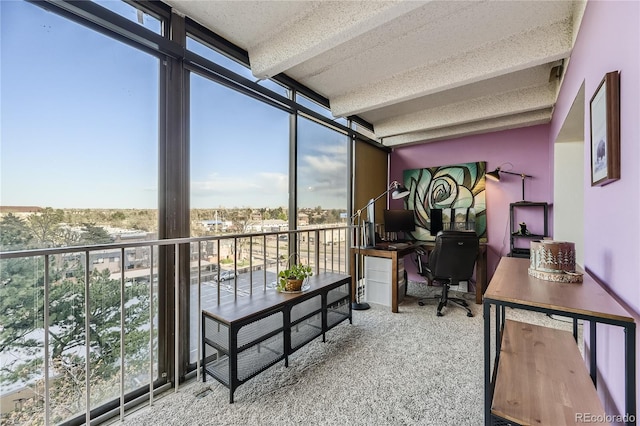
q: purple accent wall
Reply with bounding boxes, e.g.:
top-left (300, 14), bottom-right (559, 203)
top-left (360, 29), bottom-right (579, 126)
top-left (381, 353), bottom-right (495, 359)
top-left (390, 0), bottom-right (639, 416)
top-left (389, 124), bottom-right (552, 281)
top-left (550, 0), bottom-right (640, 415)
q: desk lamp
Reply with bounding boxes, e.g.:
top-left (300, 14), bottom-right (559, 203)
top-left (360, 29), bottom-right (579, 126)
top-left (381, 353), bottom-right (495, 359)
top-left (486, 163), bottom-right (533, 203)
top-left (351, 181), bottom-right (410, 310)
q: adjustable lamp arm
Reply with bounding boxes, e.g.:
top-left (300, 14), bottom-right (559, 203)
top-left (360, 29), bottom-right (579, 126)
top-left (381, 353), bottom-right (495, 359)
top-left (500, 170), bottom-right (532, 179)
top-left (351, 188), bottom-right (390, 221)
top-left (350, 180), bottom-right (408, 221)
top-left (487, 165), bottom-right (533, 202)
top-left (503, 171), bottom-right (531, 202)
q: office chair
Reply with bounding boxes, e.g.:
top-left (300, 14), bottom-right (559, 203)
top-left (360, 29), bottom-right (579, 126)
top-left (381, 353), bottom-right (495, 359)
top-left (417, 230), bottom-right (479, 317)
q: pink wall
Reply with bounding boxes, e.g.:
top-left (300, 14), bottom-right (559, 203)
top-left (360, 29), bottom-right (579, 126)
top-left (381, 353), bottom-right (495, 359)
top-left (389, 124), bottom-right (551, 282)
top-left (549, 0), bottom-right (640, 415)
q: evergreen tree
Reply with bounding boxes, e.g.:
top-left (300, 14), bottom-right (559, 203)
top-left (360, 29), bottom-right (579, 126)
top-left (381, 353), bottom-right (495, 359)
top-left (0, 261), bottom-right (153, 424)
top-left (79, 223), bottom-right (113, 245)
top-left (0, 213), bottom-right (33, 250)
top-left (26, 207), bottom-right (65, 247)
top-left (0, 212), bottom-right (153, 424)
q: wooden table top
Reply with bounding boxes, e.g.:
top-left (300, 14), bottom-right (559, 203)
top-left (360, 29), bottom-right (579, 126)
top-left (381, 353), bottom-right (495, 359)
top-left (202, 272), bottom-right (350, 324)
top-left (485, 257), bottom-right (634, 323)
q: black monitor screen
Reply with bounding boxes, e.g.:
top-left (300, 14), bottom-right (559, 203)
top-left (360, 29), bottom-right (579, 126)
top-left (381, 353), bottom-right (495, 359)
top-left (383, 209), bottom-right (415, 233)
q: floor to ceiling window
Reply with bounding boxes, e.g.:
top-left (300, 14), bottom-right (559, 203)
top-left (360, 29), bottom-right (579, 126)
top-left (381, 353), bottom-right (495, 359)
top-left (188, 73), bottom-right (290, 232)
top-left (1, 0), bottom-right (375, 422)
top-left (187, 41), bottom-right (291, 363)
top-left (0, 1), bottom-right (160, 423)
top-left (297, 117), bottom-right (349, 221)
top-left (296, 116), bottom-right (349, 271)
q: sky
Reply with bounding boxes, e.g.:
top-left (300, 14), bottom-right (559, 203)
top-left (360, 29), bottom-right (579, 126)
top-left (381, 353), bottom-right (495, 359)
top-left (0, 0), bottom-right (348, 210)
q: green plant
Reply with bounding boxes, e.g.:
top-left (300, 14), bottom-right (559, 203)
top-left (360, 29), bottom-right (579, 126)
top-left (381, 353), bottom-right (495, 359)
top-left (277, 262), bottom-right (313, 291)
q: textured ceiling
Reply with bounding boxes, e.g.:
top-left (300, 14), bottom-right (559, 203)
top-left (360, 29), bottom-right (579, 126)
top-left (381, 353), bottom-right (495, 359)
top-left (164, 0), bottom-right (586, 147)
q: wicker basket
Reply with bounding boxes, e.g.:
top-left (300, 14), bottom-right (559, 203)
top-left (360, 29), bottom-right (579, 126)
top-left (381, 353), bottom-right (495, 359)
top-left (285, 278), bottom-right (304, 292)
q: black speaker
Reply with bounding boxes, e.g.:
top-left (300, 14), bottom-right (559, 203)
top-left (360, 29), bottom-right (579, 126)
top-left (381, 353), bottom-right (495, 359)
top-left (430, 209), bottom-right (443, 236)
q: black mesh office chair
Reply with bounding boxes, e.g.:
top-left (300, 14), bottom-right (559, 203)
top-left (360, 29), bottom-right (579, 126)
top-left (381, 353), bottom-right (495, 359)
top-left (417, 230), bottom-right (479, 317)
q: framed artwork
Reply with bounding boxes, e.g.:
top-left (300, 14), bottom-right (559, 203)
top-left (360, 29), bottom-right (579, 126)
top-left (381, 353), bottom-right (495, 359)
top-left (590, 71), bottom-right (620, 186)
top-left (403, 162), bottom-right (487, 242)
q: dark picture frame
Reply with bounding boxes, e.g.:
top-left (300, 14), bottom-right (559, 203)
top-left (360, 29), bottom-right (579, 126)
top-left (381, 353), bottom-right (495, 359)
top-left (589, 71), bottom-right (620, 186)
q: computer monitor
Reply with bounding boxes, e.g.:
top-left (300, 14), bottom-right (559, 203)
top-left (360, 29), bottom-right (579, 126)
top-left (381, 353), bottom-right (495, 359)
top-left (383, 209), bottom-right (415, 234)
top-left (430, 208), bottom-right (443, 236)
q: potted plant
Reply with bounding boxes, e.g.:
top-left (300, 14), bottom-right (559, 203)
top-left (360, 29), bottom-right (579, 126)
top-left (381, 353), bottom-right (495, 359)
top-left (277, 257), bottom-right (313, 292)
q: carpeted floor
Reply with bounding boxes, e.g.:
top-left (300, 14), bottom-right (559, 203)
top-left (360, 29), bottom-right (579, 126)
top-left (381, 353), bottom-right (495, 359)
top-left (121, 281), bottom-right (579, 426)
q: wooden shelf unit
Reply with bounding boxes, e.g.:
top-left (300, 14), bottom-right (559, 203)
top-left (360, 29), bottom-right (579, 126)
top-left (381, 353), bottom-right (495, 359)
top-left (492, 320), bottom-right (606, 425)
top-left (483, 257), bottom-right (636, 426)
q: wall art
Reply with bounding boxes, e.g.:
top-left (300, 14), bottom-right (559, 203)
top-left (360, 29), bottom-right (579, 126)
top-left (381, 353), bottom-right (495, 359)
top-left (403, 162), bottom-right (486, 242)
top-left (590, 71), bottom-right (620, 186)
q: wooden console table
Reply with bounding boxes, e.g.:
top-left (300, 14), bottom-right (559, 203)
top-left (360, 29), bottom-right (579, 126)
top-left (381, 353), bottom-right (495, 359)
top-left (351, 241), bottom-right (487, 312)
top-left (484, 257), bottom-right (636, 425)
top-left (202, 272), bottom-right (351, 403)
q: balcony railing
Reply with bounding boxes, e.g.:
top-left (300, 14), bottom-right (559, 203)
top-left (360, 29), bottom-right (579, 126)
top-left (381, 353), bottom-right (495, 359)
top-left (0, 226), bottom-right (350, 425)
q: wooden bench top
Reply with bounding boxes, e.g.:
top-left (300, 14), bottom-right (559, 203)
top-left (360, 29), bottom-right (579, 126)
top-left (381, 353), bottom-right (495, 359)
top-left (492, 320), bottom-right (608, 426)
top-left (202, 272), bottom-right (350, 324)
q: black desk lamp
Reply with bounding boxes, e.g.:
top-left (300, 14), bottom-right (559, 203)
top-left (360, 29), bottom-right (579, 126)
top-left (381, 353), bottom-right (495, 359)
top-left (486, 163), bottom-right (532, 203)
top-left (351, 181), bottom-right (410, 310)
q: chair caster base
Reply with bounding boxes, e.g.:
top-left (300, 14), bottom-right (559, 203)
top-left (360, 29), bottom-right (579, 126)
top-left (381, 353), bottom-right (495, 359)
top-left (437, 311), bottom-right (443, 317)
top-left (467, 312), bottom-right (473, 317)
top-left (418, 301), bottom-right (425, 306)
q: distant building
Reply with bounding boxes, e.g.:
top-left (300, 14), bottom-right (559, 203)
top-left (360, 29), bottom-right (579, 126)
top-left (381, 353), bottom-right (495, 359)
top-left (199, 220), bottom-right (231, 231)
top-left (246, 219), bottom-right (288, 233)
top-left (0, 206), bottom-right (43, 219)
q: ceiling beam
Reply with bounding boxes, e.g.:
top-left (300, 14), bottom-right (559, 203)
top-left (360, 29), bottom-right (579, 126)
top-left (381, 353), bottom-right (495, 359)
top-left (330, 20), bottom-right (572, 117)
top-left (374, 84), bottom-right (556, 138)
top-left (249, 1), bottom-right (425, 79)
top-left (360, 64), bottom-right (559, 123)
top-left (381, 109), bottom-right (553, 147)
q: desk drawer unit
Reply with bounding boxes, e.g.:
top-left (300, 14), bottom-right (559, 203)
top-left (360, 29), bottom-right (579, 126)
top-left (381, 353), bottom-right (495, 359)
top-left (364, 256), bottom-right (405, 307)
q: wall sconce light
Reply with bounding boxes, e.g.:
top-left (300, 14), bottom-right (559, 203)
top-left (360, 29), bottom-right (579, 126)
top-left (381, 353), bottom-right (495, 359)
top-left (486, 163), bottom-right (533, 203)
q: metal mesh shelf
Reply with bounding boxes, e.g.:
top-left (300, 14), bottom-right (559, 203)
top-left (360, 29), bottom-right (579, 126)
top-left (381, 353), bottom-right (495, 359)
top-left (237, 332), bottom-right (285, 382)
top-left (327, 299), bottom-right (350, 329)
top-left (204, 316), bottom-right (229, 351)
top-left (203, 354), bottom-right (230, 386)
top-left (327, 284), bottom-right (349, 305)
top-left (290, 314), bottom-right (322, 351)
top-left (238, 311), bottom-right (283, 349)
top-left (291, 295), bottom-right (321, 323)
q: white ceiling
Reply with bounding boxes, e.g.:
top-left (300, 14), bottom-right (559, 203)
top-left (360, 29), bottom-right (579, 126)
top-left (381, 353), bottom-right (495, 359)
top-left (164, 0), bottom-right (586, 147)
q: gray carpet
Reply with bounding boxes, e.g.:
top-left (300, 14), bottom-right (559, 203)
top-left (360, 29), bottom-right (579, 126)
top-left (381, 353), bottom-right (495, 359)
top-left (122, 282), bottom-right (578, 426)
